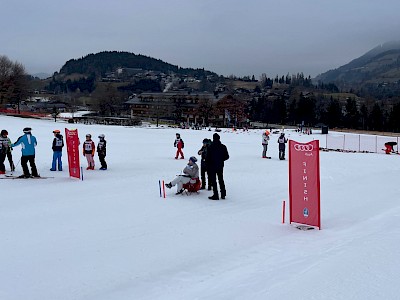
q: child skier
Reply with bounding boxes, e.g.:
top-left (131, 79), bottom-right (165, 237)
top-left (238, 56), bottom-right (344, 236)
top-left (0, 130), bottom-right (15, 172)
top-left (82, 134), bottom-right (95, 170)
top-left (174, 133), bottom-right (184, 159)
top-left (262, 130), bottom-right (270, 158)
top-left (278, 132), bottom-right (288, 160)
top-left (97, 134), bottom-right (107, 170)
top-left (384, 141), bottom-right (397, 154)
top-left (0, 129), bottom-right (9, 174)
top-left (50, 129), bottom-right (64, 171)
top-left (5, 131), bottom-right (15, 172)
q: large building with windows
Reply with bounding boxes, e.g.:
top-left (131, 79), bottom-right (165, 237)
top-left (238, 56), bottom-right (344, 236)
top-left (125, 91), bottom-right (226, 125)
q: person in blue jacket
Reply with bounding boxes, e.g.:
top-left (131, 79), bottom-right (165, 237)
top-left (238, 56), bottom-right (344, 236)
top-left (11, 127), bottom-right (39, 178)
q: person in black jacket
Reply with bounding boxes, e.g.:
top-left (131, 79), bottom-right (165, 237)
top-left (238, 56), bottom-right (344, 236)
top-left (206, 133), bottom-right (229, 200)
top-left (97, 134), bottom-right (107, 170)
top-left (278, 132), bottom-right (288, 160)
top-left (50, 129), bottom-right (64, 171)
top-left (198, 138), bottom-right (211, 190)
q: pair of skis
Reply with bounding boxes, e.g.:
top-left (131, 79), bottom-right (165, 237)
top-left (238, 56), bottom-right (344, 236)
top-left (0, 174), bottom-right (53, 180)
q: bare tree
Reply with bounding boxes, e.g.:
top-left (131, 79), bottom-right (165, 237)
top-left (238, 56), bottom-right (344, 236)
top-left (214, 95), bottom-right (246, 127)
top-left (91, 83), bottom-right (124, 116)
top-left (0, 55), bottom-right (30, 112)
top-left (195, 97), bottom-right (214, 126)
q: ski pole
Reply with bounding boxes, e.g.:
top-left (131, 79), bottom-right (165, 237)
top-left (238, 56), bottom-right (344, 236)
top-left (11, 157), bottom-right (21, 175)
top-left (282, 200), bottom-right (286, 224)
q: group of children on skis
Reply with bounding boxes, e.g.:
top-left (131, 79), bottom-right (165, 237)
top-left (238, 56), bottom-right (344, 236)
top-left (52, 132), bottom-right (107, 171)
top-left (0, 127), bottom-right (108, 178)
top-left (81, 133), bottom-right (107, 170)
top-left (262, 130), bottom-right (288, 160)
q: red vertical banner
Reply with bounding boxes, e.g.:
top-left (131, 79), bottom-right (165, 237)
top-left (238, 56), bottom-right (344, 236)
top-left (289, 140), bottom-right (321, 229)
top-left (65, 128), bottom-right (81, 179)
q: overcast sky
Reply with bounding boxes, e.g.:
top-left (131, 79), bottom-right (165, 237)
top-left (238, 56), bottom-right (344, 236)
top-left (1, 0), bottom-right (399, 78)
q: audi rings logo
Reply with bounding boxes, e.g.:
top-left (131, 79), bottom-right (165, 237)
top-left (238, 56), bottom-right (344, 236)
top-left (294, 144), bottom-right (313, 151)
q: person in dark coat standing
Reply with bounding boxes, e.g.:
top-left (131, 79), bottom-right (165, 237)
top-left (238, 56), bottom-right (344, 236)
top-left (278, 132), bottom-right (288, 160)
top-left (206, 133), bottom-right (229, 200)
top-left (198, 138), bottom-right (211, 190)
top-left (11, 127), bottom-right (39, 178)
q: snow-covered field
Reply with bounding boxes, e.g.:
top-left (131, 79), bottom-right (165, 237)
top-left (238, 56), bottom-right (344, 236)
top-left (1, 115), bottom-right (399, 300)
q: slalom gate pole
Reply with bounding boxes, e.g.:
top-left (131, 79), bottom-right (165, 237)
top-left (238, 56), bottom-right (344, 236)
top-left (343, 135), bottom-right (345, 151)
top-left (282, 200), bottom-right (286, 224)
top-left (162, 180), bottom-right (166, 198)
top-left (159, 180), bottom-right (162, 197)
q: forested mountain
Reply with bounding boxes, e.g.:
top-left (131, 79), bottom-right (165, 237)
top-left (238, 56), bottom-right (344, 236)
top-left (59, 51), bottom-right (216, 78)
top-left (315, 41), bottom-right (400, 96)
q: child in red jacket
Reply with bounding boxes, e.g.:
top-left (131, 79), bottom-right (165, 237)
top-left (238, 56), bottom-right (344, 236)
top-left (174, 133), bottom-right (184, 159)
top-left (83, 134), bottom-right (95, 170)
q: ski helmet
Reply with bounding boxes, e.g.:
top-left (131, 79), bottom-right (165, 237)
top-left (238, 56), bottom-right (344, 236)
top-left (98, 134), bottom-right (105, 138)
top-left (86, 134), bottom-right (91, 138)
top-left (23, 127), bottom-right (32, 133)
top-left (53, 129), bottom-right (60, 134)
top-left (1, 129), bottom-right (8, 136)
top-left (189, 156), bottom-right (197, 163)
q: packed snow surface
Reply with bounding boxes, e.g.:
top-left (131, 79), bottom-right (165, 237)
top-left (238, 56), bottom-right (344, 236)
top-left (1, 115), bottom-right (399, 300)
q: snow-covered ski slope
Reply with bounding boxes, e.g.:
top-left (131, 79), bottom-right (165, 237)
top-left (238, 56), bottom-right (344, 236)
top-left (1, 115), bottom-right (399, 300)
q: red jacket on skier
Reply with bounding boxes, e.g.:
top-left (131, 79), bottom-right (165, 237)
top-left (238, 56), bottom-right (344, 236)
top-left (174, 133), bottom-right (184, 159)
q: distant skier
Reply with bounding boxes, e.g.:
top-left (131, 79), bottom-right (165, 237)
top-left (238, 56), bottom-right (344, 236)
top-left (50, 129), bottom-right (64, 171)
top-left (198, 138), bottom-right (211, 190)
top-left (278, 132), bottom-right (288, 160)
top-left (384, 141), bottom-right (397, 154)
top-left (262, 130), bottom-right (270, 158)
top-left (165, 156), bottom-right (199, 195)
top-left (82, 134), bottom-right (95, 170)
top-left (11, 127), bottom-right (39, 178)
top-left (97, 134), bottom-right (107, 170)
top-left (174, 133), bottom-right (184, 159)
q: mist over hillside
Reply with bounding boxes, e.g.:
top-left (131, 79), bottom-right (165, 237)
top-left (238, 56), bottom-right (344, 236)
top-left (31, 72), bottom-right (51, 79)
top-left (315, 41), bottom-right (400, 90)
